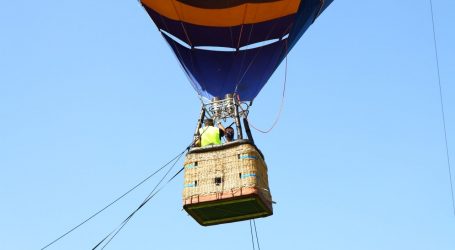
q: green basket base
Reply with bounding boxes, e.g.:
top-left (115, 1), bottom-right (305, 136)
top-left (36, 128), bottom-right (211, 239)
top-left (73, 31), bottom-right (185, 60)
top-left (184, 194), bottom-right (273, 226)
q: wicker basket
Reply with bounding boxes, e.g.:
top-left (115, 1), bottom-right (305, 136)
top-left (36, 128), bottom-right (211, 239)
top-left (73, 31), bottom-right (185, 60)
top-left (182, 140), bottom-right (273, 226)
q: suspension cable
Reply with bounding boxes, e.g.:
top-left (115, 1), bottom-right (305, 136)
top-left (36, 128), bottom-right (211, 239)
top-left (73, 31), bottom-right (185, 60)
top-left (253, 219), bottom-right (261, 250)
top-left (249, 220), bottom-right (256, 250)
top-left (91, 133), bottom-right (210, 249)
top-left (93, 153), bottom-right (185, 250)
top-left (249, 220), bottom-right (261, 250)
top-left (40, 149), bottom-right (188, 250)
top-left (41, 127), bottom-right (205, 250)
top-left (428, 0), bottom-right (455, 216)
top-left (247, 50), bottom-right (288, 134)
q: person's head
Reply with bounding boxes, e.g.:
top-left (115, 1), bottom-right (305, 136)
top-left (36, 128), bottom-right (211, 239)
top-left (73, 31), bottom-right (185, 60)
top-left (204, 118), bottom-right (214, 127)
top-left (225, 126), bottom-right (234, 142)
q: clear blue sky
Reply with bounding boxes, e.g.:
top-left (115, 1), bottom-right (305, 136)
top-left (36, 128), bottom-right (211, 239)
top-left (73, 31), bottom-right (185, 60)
top-left (1, 1), bottom-right (454, 249)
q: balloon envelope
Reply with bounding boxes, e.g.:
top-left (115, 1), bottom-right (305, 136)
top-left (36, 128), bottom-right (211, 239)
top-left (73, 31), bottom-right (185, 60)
top-left (141, 0), bottom-right (333, 101)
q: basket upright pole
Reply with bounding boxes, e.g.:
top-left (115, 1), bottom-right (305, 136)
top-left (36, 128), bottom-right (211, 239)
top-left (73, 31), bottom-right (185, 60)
top-left (243, 117), bottom-right (254, 144)
top-left (193, 105), bottom-right (206, 146)
top-left (233, 101), bottom-right (243, 140)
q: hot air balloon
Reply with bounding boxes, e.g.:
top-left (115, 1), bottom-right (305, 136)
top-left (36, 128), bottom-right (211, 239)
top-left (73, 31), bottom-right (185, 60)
top-left (140, 0), bottom-right (333, 226)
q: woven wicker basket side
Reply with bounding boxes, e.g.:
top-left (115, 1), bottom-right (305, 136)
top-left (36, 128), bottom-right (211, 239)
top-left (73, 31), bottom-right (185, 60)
top-left (183, 143), bottom-right (272, 203)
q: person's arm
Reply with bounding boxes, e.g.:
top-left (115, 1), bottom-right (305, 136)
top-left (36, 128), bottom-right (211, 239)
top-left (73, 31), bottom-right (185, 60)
top-left (193, 130), bottom-right (201, 147)
top-left (217, 122), bottom-right (225, 137)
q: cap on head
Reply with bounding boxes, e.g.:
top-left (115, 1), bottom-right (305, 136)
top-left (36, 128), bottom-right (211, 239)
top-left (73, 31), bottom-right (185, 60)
top-left (204, 118), bottom-right (214, 126)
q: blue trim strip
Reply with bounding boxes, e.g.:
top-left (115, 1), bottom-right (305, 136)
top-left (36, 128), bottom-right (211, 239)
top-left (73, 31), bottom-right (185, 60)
top-left (185, 164), bottom-right (196, 169)
top-left (184, 183), bottom-right (195, 187)
top-left (240, 155), bottom-right (258, 160)
top-left (241, 173), bottom-right (257, 179)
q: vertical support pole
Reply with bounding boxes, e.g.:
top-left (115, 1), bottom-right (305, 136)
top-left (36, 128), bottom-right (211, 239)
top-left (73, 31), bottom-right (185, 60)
top-left (193, 106), bottom-right (205, 146)
top-left (243, 117), bottom-right (254, 144)
top-left (234, 102), bottom-right (243, 140)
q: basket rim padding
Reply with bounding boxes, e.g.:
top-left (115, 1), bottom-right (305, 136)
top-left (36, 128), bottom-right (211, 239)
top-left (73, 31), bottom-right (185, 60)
top-left (188, 139), bottom-right (265, 160)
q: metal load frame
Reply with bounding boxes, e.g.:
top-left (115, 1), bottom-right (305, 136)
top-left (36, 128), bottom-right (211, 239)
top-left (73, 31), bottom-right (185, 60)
top-left (193, 93), bottom-right (255, 146)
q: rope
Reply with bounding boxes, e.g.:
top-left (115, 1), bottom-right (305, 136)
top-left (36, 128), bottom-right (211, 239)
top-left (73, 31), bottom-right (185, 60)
top-left (91, 132), bottom-right (210, 249)
top-left (92, 166), bottom-right (183, 250)
top-left (249, 220), bottom-right (261, 250)
top-left (40, 149), bottom-right (187, 250)
top-left (428, 0), bottom-right (455, 216)
top-left (247, 50), bottom-right (288, 134)
top-left (253, 219), bottom-right (261, 250)
top-left (233, 3), bottom-right (293, 96)
top-left (93, 158), bottom-right (185, 250)
top-left (249, 220), bottom-right (256, 250)
top-left (41, 127), bottom-right (207, 249)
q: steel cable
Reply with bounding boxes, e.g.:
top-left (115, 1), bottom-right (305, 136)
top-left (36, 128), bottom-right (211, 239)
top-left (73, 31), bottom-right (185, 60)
top-left (428, 0), bottom-right (455, 216)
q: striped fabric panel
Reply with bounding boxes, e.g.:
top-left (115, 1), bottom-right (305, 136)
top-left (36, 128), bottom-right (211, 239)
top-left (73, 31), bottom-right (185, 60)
top-left (140, 0), bottom-right (334, 101)
top-left (162, 34), bottom-right (288, 101)
top-left (141, 0), bottom-right (300, 27)
top-left (143, 4), bottom-right (294, 48)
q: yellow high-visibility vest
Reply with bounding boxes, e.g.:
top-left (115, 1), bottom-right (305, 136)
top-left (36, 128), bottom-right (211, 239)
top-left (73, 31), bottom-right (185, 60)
top-left (199, 126), bottom-right (221, 147)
